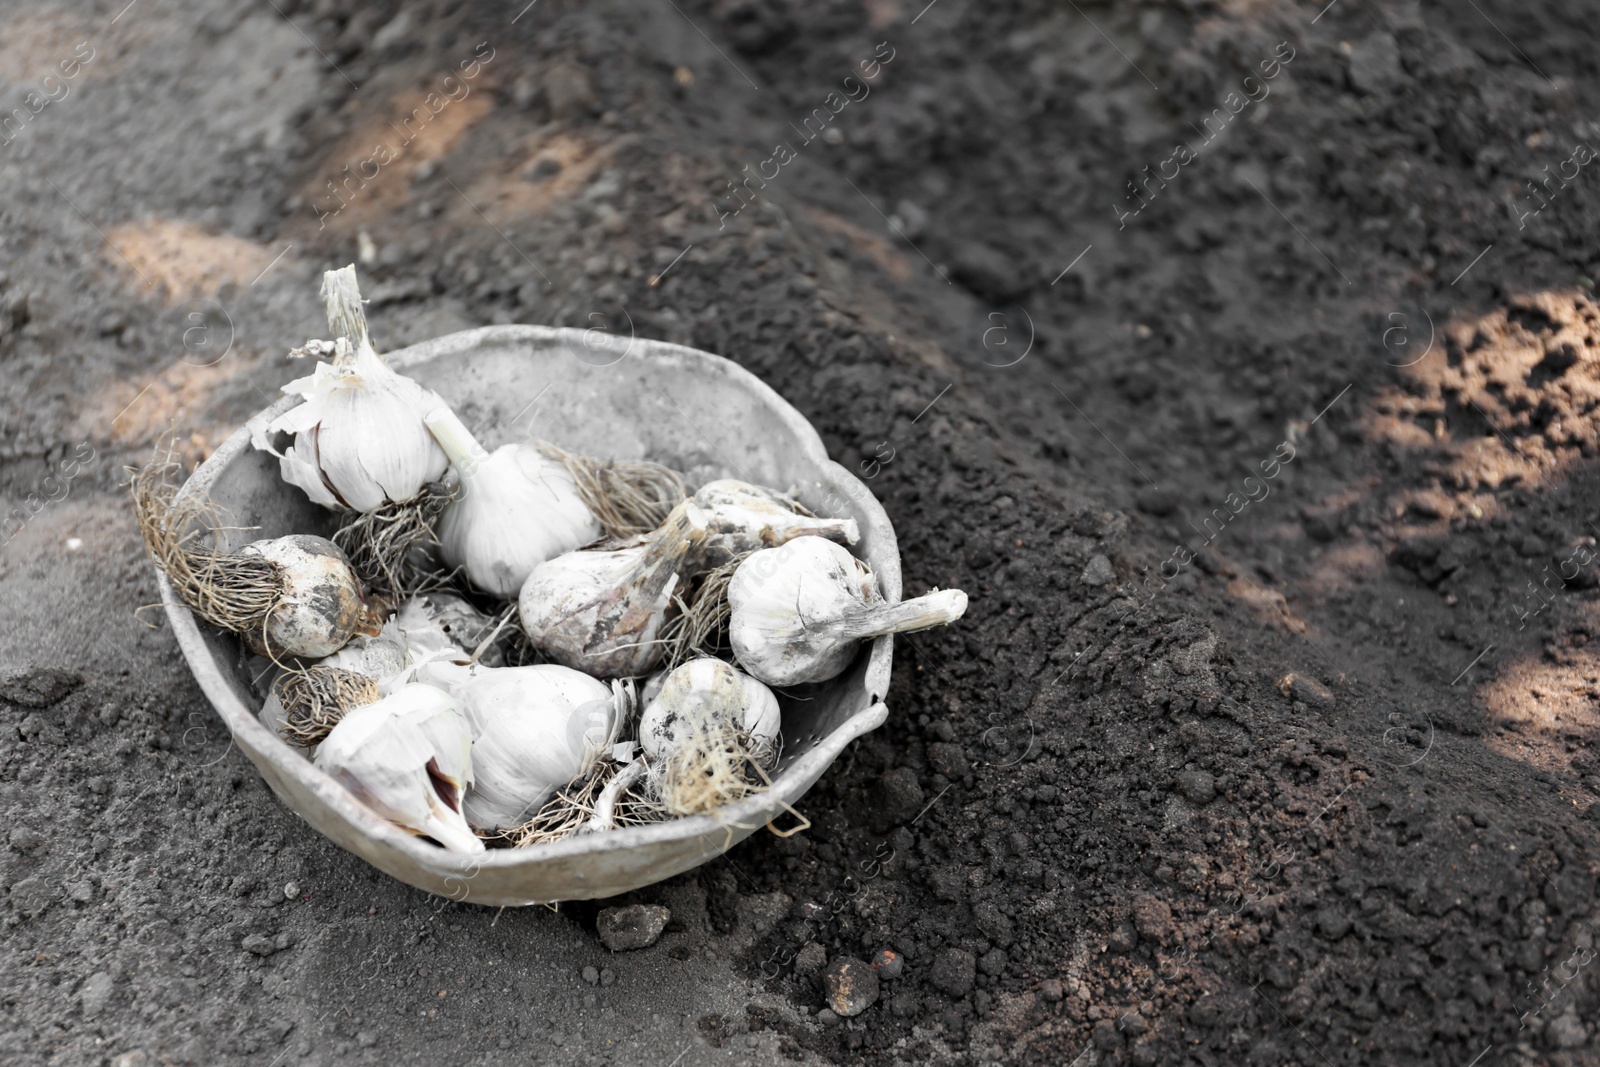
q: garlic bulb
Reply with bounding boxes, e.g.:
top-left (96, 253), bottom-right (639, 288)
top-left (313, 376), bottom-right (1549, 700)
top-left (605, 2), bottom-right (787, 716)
top-left (237, 535), bottom-right (372, 658)
top-left (314, 683), bottom-right (481, 853)
top-left (640, 658), bottom-right (781, 766)
top-left (518, 501), bottom-right (709, 677)
top-left (133, 458), bottom-right (373, 659)
top-left (253, 266), bottom-right (449, 512)
top-left (424, 407), bottom-right (602, 596)
top-left (729, 538), bottom-right (968, 686)
top-left (416, 661), bottom-right (625, 830)
top-left (694, 479), bottom-right (860, 567)
top-left (636, 658), bottom-right (782, 817)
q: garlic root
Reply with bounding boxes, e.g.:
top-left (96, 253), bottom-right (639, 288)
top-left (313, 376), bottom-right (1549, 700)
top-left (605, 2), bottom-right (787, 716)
top-left (536, 440), bottom-right (687, 541)
top-left (274, 665), bottom-right (382, 748)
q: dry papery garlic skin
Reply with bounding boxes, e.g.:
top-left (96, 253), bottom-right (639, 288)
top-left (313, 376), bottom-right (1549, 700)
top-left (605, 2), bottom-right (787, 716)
top-left (414, 661), bottom-right (623, 831)
top-left (239, 535), bottom-right (369, 659)
top-left (314, 683), bottom-right (482, 853)
top-left (692, 479), bottom-right (860, 567)
top-left (639, 657), bottom-right (780, 767)
top-left (728, 537), bottom-right (968, 687)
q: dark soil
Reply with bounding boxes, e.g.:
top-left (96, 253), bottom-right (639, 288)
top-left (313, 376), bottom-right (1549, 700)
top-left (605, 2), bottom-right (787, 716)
top-left (4, 0), bottom-right (1600, 1064)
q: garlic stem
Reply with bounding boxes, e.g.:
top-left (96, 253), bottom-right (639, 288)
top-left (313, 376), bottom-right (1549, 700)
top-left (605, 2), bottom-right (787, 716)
top-left (424, 407), bottom-right (491, 485)
top-left (841, 588), bottom-right (968, 641)
top-left (322, 265), bottom-right (373, 369)
top-left (583, 758), bottom-right (647, 834)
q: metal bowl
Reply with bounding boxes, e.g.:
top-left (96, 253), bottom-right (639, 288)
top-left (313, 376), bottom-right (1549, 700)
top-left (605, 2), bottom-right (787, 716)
top-left (158, 326), bottom-right (897, 906)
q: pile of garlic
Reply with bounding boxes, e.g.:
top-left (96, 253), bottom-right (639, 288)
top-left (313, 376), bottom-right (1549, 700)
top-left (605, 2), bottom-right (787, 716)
top-left (215, 266), bottom-right (969, 852)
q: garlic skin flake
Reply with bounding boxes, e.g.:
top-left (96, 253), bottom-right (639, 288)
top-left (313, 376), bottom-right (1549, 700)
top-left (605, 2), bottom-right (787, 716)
top-left (416, 661), bottom-right (624, 831)
top-left (729, 537), bottom-right (968, 686)
top-left (694, 479), bottom-right (860, 567)
top-left (254, 268), bottom-right (449, 512)
top-left (314, 683), bottom-right (482, 853)
top-left (425, 407), bottom-right (602, 597)
top-left (237, 535), bottom-right (370, 659)
top-left (639, 658), bottom-right (781, 768)
top-left (518, 501), bottom-right (709, 677)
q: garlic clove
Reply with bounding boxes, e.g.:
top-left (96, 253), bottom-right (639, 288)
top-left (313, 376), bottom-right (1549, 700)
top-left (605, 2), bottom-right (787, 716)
top-left (693, 479), bottom-right (860, 567)
top-left (314, 683), bottom-right (482, 852)
top-left (517, 500), bottom-right (709, 677)
top-left (417, 662), bottom-right (626, 831)
top-left (425, 407), bottom-right (603, 596)
top-left (728, 537), bottom-right (968, 686)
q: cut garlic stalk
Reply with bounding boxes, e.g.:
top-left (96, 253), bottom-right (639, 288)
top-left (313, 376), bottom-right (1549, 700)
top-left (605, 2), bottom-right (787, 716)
top-left (424, 407), bottom-right (603, 596)
top-left (517, 501), bottom-right (709, 677)
top-left (254, 267), bottom-right (450, 513)
top-left (729, 537), bottom-right (968, 686)
top-left (314, 683), bottom-right (481, 853)
top-left (414, 661), bottom-right (626, 831)
top-left (694, 479), bottom-right (859, 567)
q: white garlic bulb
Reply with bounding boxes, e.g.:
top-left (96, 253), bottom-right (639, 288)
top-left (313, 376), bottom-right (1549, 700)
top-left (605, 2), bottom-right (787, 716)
top-left (694, 479), bottom-right (860, 567)
top-left (729, 538), bottom-right (968, 686)
top-left (314, 683), bottom-right (481, 853)
top-left (237, 535), bottom-right (371, 659)
top-left (253, 267), bottom-right (449, 512)
top-left (639, 658), bottom-right (781, 767)
top-left (424, 407), bottom-right (602, 596)
top-left (416, 661), bottom-right (625, 830)
top-left (518, 501), bottom-right (709, 677)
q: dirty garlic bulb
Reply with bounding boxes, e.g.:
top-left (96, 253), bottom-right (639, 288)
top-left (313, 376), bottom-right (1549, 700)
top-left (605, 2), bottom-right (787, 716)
top-left (629, 658), bottom-right (782, 818)
top-left (729, 538), bottom-right (968, 686)
top-left (639, 658), bottom-right (781, 767)
top-left (314, 683), bottom-right (481, 853)
top-left (235, 535), bottom-right (374, 658)
top-left (518, 501), bottom-right (709, 677)
top-left (694, 479), bottom-right (860, 567)
top-left (424, 407), bottom-right (602, 596)
top-left (415, 661), bottom-right (626, 831)
top-left (253, 266), bottom-right (449, 512)
top-left (134, 458), bottom-right (375, 659)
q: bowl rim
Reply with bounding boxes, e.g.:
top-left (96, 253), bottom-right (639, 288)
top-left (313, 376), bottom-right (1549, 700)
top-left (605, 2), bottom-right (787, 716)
top-left (157, 325), bottom-right (899, 880)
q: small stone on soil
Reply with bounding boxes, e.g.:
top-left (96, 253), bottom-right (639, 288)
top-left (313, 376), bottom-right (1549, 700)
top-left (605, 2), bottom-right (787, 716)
top-left (1080, 555), bottom-right (1115, 586)
top-left (822, 957), bottom-right (879, 1017)
top-left (596, 904), bottom-right (670, 951)
top-left (1277, 672), bottom-right (1335, 708)
top-left (871, 948), bottom-right (904, 980)
top-left (80, 971), bottom-right (113, 1018)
